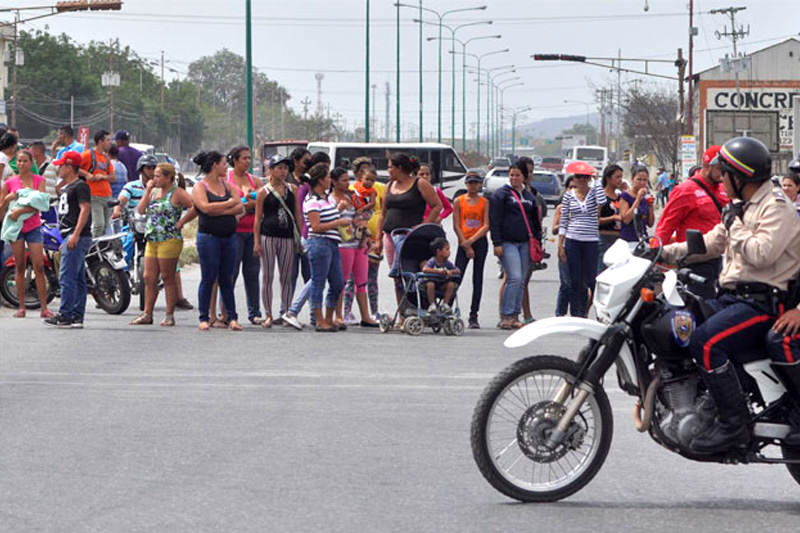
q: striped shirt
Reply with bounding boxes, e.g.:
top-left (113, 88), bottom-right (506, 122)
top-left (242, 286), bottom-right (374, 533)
top-left (559, 179), bottom-right (607, 242)
top-left (304, 192), bottom-right (341, 242)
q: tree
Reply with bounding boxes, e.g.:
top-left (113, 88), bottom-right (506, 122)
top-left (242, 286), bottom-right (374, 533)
top-left (561, 123), bottom-right (599, 145)
top-left (622, 87), bottom-right (680, 171)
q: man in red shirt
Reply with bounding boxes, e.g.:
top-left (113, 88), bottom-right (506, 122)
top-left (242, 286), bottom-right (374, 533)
top-left (655, 145), bottom-right (730, 298)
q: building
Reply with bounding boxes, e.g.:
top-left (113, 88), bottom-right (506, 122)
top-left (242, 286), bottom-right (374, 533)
top-left (692, 37), bottom-right (800, 174)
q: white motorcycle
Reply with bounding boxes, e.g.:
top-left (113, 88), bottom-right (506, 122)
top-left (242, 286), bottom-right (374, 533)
top-left (471, 231), bottom-right (800, 502)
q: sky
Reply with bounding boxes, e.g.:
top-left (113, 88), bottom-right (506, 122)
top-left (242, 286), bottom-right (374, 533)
top-left (5, 0), bottom-right (798, 140)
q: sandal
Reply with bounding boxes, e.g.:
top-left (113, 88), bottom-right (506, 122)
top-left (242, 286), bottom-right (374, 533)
top-left (40, 309), bottom-right (54, 319)
top-left (198, 321), bottom-right (210, 331)
top-left (129, 313), bottom-right (153, 325)
top-left (160, 314), bottom-right (175, 327)
top-left (261, 316), bottom-right (273, 329)
top-left (315, 324), bottom-right (338, 333)
top-left (228, 320), bottom-right (243, 331)
top-left (210, 318), bottom-right (228, 329)
top-left (13, 309), bottom-right (26, 318)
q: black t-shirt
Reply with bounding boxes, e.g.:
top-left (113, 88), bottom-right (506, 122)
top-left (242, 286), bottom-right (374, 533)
top-left (598, 192), bottom-right (621, 232)
top-left (260, 187), bottom-right (296, 239)
top-left (58, 179), bottom-right (92, 237)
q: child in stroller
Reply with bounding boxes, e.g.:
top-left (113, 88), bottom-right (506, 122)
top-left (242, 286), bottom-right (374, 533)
top-left (379, 224), bottom-right (465, 336)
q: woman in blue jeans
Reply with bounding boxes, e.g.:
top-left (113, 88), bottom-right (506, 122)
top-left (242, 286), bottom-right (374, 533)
top-left (190, 151), bottom-right (245, 331)
top-left (557, 161), bottom-right (606, 318)
top-left (489, 162), bottom-right (540, 330)
top-left (303, 163), bottom-right (350, 332)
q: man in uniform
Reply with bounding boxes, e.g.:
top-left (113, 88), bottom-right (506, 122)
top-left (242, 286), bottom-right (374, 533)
top-left (655, 145), bottom-right (729, 298)
top-left (661, 137), bottom-right (800, 453)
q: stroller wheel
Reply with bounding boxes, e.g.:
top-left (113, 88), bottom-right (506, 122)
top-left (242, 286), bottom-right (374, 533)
top-left (378, 313), bottom-right (393, 333)
top-left (442, 319), bottom-right (453, 336)
top-left (403, 316), bottom-right (424, 336)
top-left (451, 318), bottom-right (465, 336)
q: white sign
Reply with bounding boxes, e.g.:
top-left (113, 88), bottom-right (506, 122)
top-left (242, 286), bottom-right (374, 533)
top-left (679, 135), bottom-right (697, 179)
top-left (707, 87), bottom-right (799, 149)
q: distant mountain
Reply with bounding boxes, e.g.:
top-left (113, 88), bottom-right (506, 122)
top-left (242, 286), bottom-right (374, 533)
top-left (518, 112), bottom-right (600, 140)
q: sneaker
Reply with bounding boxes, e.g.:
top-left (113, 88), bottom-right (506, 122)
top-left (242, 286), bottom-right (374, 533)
top-left (281, 313), bottom-right (303, 331)
top-left (71, 317), bottom-right (84, 329)
top-left (428, 303), bottom-right (438, 314)
top-left (44, 314), bottom-right (72, 328)
top-left (468, 316), bottom-right (480, 329)
top-left (438, 303), bottom-right (451, 314)
top-left (343, 312), bottom-right (359, 326)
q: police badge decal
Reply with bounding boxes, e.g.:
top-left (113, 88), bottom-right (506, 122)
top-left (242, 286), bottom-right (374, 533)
top-left (670, 310), bottom-right (695, 348)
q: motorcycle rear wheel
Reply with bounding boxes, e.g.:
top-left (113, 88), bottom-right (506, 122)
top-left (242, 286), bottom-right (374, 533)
top-left (471, 355), bottom-right (613, 502)
top-left (782, 445), bottom-right (800, 486)
top-left (0, 264), bottom-right (57, 309)
top-left (91, 262), bottom-right (131, 315)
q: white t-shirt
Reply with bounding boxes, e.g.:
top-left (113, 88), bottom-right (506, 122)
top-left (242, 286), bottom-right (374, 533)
top-left (0, 152), bottom-right (11, 183)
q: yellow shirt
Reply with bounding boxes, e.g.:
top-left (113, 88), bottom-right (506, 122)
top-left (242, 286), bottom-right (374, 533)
top-left (350, 181), bottom-right (385, 240)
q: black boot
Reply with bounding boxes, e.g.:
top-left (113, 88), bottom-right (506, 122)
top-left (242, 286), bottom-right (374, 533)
top-left (690, 362), bottom-right (751, 453)
top-left (772, 361), bottom-right (800, 447)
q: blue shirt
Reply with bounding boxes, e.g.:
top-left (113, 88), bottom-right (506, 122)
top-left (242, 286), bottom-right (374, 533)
top-left (657, 172), bottom-right (669, 189)
top-left (55, 140), bottom-right (85, 159)
top-left (425, 257), bottom-right (456, 271)
top-left (120, 179), bottom-right (145, 211)
top-left (110, 158), bottom-right (128, 198)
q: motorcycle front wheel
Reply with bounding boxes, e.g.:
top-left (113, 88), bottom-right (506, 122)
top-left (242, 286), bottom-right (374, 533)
top-left (471, 355), bottom-right (613, 502)
top-left (91, 262), bottom-right (131, 315)
top-left (0, 264), bottom-right (57, 309)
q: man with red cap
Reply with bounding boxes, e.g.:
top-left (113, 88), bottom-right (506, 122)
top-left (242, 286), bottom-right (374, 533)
top-left (654, 145), bottom-right (730, 298)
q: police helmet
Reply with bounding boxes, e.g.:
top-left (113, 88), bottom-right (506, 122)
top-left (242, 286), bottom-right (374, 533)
top-left (136, 153), bottom-right (158, 172)
top-left (715, 136), bottom-right (771, 183)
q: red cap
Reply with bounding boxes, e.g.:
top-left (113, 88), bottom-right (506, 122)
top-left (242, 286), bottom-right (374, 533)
top-left (564, 161), bottom-right (597, 176)
top-left (702, 145), bottom-right (721, 165)
top-left (52, 150), bottom-right (82, 167)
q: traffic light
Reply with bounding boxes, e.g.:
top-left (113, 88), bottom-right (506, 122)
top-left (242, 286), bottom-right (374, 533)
top-left (56, 1), bottom-right (122, 12)
top-left (532, 54), bottom-right (586, 62)
top-left (559, 54), bottom-right (586, 62)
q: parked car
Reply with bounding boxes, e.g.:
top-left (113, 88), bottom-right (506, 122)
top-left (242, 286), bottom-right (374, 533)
top-left (481, 167), bottom-right (550, 219)
top-left (488, 157), bottom-right (511, 171)
top-left (539, 156), bottom-right (563, 173)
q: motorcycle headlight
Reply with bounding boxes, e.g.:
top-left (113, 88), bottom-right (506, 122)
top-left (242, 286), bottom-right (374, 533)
top-left (595, 282), bottom-right (612, 306)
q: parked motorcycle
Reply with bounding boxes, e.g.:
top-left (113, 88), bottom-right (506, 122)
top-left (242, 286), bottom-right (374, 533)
top-left (1, 203), bottom-right (131, 314)
top-left (471, 230), bottom-right (800, 502)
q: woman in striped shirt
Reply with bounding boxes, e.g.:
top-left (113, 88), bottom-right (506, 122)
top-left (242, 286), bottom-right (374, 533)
top-left (558, 161), bottom-right (606, 318)
top-left (304, 163), bottom-right (350, 332)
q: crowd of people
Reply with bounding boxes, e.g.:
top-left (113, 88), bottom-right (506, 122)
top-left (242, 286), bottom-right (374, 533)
top-left (4, 122), bottom-right (800, 336)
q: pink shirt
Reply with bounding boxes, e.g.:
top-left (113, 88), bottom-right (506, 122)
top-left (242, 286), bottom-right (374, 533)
top-left (424, 186), bottom-right (453, 220)
top-left (4, 174), bottom-right (45, 233)
top-left (227, 170), bottom-right (259, 233)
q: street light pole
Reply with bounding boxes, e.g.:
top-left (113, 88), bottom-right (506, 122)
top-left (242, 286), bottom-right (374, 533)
top-left (245, 0), bottom-right (254, 162)
top-left (508, 106), bottom-right (530, 155)
top-left (396, 1), bottom-right (400, 141)
top-left (498, 80), bottom-right (523, 155)
top-left (365, 0), bottom-right (370, 142)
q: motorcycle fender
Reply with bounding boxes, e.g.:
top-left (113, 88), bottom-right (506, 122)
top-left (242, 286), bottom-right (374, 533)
top-left (504, 316), bottom-right (638, 388)
top-left (103, 251), bottom-right (128, 270)
top-left (743, 359), bottom-right (787, 405)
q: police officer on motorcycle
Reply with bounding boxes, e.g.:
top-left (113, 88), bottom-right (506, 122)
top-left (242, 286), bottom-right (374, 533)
top-left (661, 137), bottom-right (800, 453)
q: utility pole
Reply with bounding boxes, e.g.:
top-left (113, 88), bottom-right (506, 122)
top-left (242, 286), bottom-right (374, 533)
top-left (384, 81), bottom-right (390, 141)
top-left (688, 0), bottom-right (695, 135)
top-left (108, 39), bottom-right (114, 131)
top-left (301, 97), bottom-right (311, 120)
top-left (395, 1), bottom-right (400, 142)
top-left (364, 0), bottom-right (370, 142)
top-left (677, 48), bottom-right (686, 134)
top-left (245, 0), bottom-right (254, 157)
top-left (371, 83), bottom-right (377, 140)
top-left (10, 10), bottom-right (18, 128)
top-left (711, 6), bottom-right (749, 98)
top-left (160, 50), bottom-right (165, 109)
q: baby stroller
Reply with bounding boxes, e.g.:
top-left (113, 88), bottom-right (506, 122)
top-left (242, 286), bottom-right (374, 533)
top-left (379, 223), bottom-right (465, 336)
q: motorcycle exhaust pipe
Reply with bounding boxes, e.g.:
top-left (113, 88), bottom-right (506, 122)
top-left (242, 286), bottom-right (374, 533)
top-left (633, 376), bottom-right (661, 432)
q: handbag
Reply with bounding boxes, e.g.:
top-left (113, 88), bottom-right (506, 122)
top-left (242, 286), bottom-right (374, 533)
top-left (509, 188), bottom-right (544, 263)
top-left (266, 183), bottom-right (305, 255)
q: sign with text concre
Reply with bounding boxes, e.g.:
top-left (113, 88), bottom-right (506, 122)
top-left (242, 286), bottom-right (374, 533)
top-left (706, 88), bottom-right (799, 149)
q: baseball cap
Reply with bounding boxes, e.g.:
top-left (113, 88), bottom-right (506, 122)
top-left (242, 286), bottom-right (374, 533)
top-left (52, 150), bottom-right (82, 167)
top-left (268, 154), bottom-right (293, 170)
top-left (703, 145), bottom-right (721, 165)
top-left (114, 130), bottom-right (130, 141)
top-left (465, 173), bottom-right (483, 184)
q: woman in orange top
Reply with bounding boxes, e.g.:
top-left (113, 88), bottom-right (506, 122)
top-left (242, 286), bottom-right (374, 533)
top-left (453, 171), bottom-right (490, 329)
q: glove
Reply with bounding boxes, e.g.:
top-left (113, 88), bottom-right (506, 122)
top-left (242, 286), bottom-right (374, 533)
top-left (722, 201), bottom-right (744, 230)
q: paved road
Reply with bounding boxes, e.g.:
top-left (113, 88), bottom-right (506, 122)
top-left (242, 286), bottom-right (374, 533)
top-left (1, 219), bottom-right (798, 531)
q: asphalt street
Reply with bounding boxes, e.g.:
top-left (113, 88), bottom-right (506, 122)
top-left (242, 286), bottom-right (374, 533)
top-left (1, 216), bottom-right (798, 531)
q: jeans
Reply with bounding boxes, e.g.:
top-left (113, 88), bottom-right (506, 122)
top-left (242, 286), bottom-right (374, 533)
top-left (455, 237), bottom-right (488, 317)
top-left (308, 237), bottom-right (344, 311)
top-left (233, 232), bottom-right (261, 320)
top-left (90, 195), bottom-right (112, 237)
top-left (59, 235), bottom-right (92, 320)
top-left (291, 249), bottom-right (311, 295)
top-left (564, 238), bottom-right (599, 318)
top-left (288, 278), bottom-right (312, 316)
top-left (197, 232), bottom-right (238, 323)
top-left (555, 258), bottom-right (572, 317)
top-left (500, 241), bottom-right (530, 317)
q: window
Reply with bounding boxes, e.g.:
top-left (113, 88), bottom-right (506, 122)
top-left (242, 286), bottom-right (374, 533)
top-left (706, 110), bottom-right (778, 152)
top-left (531, 172), bottom-right (556, 184)
top-left (575, 148), bottom-right (606, 161)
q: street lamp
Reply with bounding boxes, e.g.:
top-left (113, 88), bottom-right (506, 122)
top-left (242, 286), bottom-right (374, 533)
top-left (485, 66), bottom-right (516, 157)
top-left (398, 3), bottom-right (487, 143)
top-left (497, 80), bottom-right (523, 155)
top-left (506, 105), bottom-right (531, 155)
top-left (564, 99), bottom-right (592, 126)
top-left (422, 19), bottom-right (492, 148)
top-left (451, 48), bottom-right (509, 156)
top-left (430, 33), bottom-right (500, 152)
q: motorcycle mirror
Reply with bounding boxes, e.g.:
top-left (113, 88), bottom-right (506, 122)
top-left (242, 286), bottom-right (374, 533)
top-left (685, 229), bottom-right (707, 256)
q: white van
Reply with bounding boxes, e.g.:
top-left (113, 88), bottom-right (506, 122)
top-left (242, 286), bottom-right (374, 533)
top-left (562, 145), bottom-right (608, 174)
top-left (305, 142), bottom-right (469, 199)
